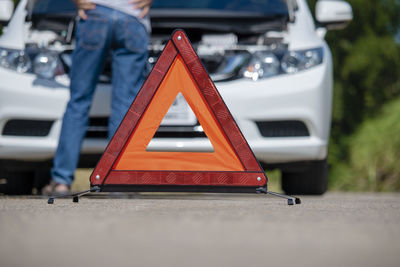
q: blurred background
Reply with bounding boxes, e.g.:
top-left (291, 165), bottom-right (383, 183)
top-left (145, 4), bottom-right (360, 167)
top-left (308, 0), bottom-right (400, 191)
top-left (0, 0), bottom-right (399, 193)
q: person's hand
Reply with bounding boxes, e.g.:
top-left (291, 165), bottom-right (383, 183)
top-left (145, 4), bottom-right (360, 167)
top-left (129, 0), bottom-right (152, 18)
top-left (73, 0), bottom-right (96, 20)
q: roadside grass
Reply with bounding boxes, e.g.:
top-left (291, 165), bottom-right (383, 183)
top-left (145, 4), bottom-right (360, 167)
top-left (71, 169), bottom-right (91, 192)
top-left (329, 96), bottom-right (400, 192)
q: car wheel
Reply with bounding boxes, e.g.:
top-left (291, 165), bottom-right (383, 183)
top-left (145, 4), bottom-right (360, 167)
top-left (281, 160), bottom-right (328, 195)
top-left (0, 169), bottom-right (34, 195)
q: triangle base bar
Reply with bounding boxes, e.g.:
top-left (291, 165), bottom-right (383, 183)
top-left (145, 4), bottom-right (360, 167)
top-left (101, 171), bottom-right (266, 187)
top-left (47, 186), bottom-right (101, 204)
top-left (256, 187), bottom-right (301, 205)
top-left (99, 185), bottom-right (265, 194)
top-left (46, 185), bottom-right (301, 206)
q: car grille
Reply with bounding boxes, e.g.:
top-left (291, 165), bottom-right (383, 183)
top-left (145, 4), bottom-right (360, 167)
top-left (85, 117), bottom-right (109, 138)
top-left (255, 120), bottom-right (310, 137)
top-left (153, 125), bottom-right (206, 138)
top-left (85, 117), bottom-right (206, 139)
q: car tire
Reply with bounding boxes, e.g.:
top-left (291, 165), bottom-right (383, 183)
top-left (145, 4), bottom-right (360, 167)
top-left (281, 160), bottom-right (328, 195)
top-left (0, 169), bottom-right (34, 195)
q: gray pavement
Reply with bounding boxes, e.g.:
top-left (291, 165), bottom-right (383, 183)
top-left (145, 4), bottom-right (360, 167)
top-left (0, 192), bottom-right (399, 267)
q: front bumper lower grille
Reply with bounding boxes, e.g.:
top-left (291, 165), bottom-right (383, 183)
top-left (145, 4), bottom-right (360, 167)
top-left (255, 120), bottom-right (310, 137)
top-left (2, 119), bottom-right (54, 137)
top-left (85, 118), bottom-right (310, 139)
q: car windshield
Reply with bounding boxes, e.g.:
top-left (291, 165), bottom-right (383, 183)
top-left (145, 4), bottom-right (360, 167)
top-left (32, 0), bottom-right (288, 16)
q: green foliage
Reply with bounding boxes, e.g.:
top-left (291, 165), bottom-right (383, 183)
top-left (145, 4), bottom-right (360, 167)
top-left (328, 0), bottom-right (400, 135)
top-left (330, 97), bottom-right (400, 191)
top-left (319, 0), bottom-right (400, 191)
top-left (307, 0), bottom-right (400, 191)
top-left (328, 0), bottom-right (400, 129)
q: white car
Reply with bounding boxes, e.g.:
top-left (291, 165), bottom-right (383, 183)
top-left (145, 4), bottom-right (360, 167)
top-left (0, 0), bottom-right (352, 194)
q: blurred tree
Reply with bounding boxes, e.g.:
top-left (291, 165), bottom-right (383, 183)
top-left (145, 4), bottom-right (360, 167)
top-left (329, 96), bottom-right (400, 191)
top-left (327, 0), bottom-right (400, 130)
top-left (309, 0), bottom-right (400, 167)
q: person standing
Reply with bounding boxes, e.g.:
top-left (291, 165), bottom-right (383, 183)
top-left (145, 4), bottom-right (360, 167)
top-left (42, 0), bottom-right (152, 194)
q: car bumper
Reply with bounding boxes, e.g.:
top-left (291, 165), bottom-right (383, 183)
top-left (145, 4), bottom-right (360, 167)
top-left (0, 69), bottom-right (110, 161)
top-left (0, 55), bottom-right (332, 164)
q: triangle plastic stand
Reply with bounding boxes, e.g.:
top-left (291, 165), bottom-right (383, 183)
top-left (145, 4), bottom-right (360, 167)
top-left (90, 29), bottom-right (267, 192)
top-left (47, 30), bottom-right (300, 205)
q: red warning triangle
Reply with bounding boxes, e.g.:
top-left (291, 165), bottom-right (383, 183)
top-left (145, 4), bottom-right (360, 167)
top-left (90, 30), bottom-right (267, 190)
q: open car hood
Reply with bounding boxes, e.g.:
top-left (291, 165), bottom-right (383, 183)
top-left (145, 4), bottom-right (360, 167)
top-left (150, 9), bottom-right (288, 35)
top-left (29, 0), bottom-right (289, 36)
top-left (30, 10), bottom-right (288, 36)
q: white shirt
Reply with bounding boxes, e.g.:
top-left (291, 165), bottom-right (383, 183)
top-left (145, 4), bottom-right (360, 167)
top-left (90, 0), bottom-right (151, 32)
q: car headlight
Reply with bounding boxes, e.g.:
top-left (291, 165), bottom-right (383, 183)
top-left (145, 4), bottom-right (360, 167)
top-left (243, 52), bottom-right (280, 81)
top-left (0, 49), bottom-right (10, 67)
top-left (243, 47), bottom-right (323, 81)
top-left (0, 47), bottom-right (64, 79)
top-left (281, 48), bottom-right (323, 73)
top-left (33, 52), bottom-right (59, 79)
top-left (0, 50), bottom-right (32, 73)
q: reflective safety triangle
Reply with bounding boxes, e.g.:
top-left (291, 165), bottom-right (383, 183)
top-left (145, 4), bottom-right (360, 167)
top-left (90, 30), bottom-right (267, 188)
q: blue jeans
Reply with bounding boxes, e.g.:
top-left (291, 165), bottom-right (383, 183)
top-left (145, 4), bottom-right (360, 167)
top-left (51, 5), bottom-right (149, 186)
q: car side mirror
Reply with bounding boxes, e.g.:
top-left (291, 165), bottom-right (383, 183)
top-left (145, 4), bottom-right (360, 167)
top-left (0, 0), bottom-right (14, 25)
top-left (315, 0), bottom-right (353, 30)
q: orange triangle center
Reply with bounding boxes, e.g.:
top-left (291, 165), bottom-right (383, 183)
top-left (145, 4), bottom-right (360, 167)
top-left (113, 55), bottom-right (244, 171)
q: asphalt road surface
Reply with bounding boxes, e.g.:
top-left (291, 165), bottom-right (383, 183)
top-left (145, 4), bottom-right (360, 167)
top-left (1, 192), bottom-right (399, 267)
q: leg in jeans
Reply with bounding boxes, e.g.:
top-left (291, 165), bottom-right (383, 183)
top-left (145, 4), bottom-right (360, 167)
top-left (51, 7), bottom-right (112, 186)
top-left (108, 14), bottom-right (149, 138)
